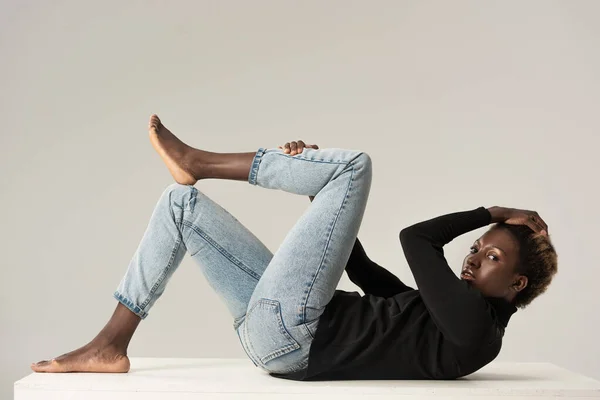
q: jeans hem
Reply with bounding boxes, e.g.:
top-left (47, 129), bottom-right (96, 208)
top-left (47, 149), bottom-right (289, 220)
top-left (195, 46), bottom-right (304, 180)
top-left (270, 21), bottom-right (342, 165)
top-left (114, 291), bottom-right (148, 319)
top-left (248, 147), bottom-right (267, 185)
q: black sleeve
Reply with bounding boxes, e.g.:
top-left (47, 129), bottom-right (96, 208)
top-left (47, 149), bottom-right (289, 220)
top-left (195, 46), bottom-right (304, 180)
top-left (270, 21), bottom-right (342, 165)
top-left (399, 206), bottom-right (496, 347)
top-left (345, 237), bottom-right (414, 298)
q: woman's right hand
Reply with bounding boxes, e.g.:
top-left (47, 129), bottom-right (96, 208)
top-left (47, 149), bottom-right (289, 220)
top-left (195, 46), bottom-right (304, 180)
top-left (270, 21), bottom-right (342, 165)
top-left (487, 206), bottom-right (548, 236)
top-left (277, 141), bottom-right (320, 202)
top-left (278, 140), bottom-right (319, 156)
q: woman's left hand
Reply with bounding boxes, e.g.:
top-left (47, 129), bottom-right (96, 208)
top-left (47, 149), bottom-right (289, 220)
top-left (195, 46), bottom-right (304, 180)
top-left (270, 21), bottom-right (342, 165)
top-left (278, 140), bottom-right (319, 156)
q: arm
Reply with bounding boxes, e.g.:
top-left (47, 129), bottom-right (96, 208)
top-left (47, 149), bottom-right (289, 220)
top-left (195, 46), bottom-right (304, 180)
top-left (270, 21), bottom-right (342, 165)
top-left (399, 206), bottom-right (495, 347)
top-left (345, 237), bottom-right (414, 297)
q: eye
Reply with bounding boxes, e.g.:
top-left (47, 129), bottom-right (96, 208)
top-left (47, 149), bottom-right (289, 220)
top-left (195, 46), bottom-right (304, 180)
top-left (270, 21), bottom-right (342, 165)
top-left (471, 247), bottom-right (498, 261)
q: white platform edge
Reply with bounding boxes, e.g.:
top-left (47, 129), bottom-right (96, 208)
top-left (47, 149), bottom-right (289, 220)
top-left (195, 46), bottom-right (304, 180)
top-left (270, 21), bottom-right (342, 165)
top-left (14, 358), bottom-right (600, 400)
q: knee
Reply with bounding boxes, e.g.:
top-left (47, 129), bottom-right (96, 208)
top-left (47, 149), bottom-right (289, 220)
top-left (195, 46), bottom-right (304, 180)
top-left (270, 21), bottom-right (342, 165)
top-left (354, 152), bottom-right (372, 175)
top-left (160, 183), bottom-right (199, 213)
top-left (162, 182), bottom-right (193, 196)
top-left (357, 152), bottom-right (372, 167)
top-left (161, 183), bottom-right (202, 200)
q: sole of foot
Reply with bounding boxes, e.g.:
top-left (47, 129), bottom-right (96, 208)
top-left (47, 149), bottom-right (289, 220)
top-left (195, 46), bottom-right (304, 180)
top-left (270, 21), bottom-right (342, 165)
top-left (148, 114), bottom-right (198, 186)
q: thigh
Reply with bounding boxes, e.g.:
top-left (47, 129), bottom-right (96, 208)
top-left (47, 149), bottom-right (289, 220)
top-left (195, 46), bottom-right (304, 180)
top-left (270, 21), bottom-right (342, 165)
top-left (242, 150), bottom-right (373, 373)
top-left (173, 183), bottom-right (273, 328)
top-left (249, 150), bottom-right (372, 323)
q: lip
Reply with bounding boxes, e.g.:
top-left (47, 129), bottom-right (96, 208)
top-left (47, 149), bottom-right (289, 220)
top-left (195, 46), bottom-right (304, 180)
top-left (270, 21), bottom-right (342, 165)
top-left (461, 270), bottom-right (476, 281)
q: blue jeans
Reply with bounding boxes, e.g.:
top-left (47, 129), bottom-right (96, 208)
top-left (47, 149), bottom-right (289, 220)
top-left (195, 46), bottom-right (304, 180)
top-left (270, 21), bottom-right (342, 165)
top-left (114, 147), bottom-right (372, 374)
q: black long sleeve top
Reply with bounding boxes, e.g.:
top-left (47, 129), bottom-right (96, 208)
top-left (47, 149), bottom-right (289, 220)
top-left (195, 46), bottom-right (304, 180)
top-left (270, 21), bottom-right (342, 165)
top-left (271, 206), bottom-right (518, 380)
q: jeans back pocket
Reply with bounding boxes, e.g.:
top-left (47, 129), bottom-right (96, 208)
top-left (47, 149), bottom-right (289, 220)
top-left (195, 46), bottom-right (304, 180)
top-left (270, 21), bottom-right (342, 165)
top-left (243, 298), bottom-right (301, 371)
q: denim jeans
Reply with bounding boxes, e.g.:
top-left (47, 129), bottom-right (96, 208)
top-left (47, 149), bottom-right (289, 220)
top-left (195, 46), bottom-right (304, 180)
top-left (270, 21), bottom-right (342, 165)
top-left (114, 147), bottom-right (372, 374)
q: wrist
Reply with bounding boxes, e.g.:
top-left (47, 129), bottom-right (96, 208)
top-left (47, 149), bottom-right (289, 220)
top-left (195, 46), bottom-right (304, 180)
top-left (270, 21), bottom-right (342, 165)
top-left (487, 206), bottom-right (505, 223)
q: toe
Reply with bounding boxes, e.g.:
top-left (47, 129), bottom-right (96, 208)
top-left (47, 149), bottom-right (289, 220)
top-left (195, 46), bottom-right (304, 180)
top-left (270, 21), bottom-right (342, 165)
top-left (31, 360), bottom-right (51, 372)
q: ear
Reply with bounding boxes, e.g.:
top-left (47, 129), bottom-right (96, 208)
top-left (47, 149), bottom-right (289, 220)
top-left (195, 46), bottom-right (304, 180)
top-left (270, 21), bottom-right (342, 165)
top-left (512, 275), bottom-right (528, 293)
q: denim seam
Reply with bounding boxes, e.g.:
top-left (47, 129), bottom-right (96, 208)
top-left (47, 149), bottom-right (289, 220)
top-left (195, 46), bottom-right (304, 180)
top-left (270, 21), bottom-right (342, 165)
top-left (245, 298), bottom-right (301, 366)
top-left (113, 291), bottom-right (148, 319)
top-left (272, 153), bottom-right (350, 183)
top-left (300, 163), bottom-right (356, 325)
top-left (139, 234), bottom-right (183, 310)
top-left (243, 306), bottom-right (262, 368)
top-left (262, 299), bottom-right (300, 363)
top-left (244, 299), bottom-right (270, 365)
top-left (278, 357), bottom-right (309, 374)
top-left (302, 316), bottom-right (319, 340)
top-left (233, 314), bottom-right (246, 331)
top-left (249, 148), bottom-right (355, 186)
top-left (272, 152), bottom-right (348, 165)
top-left (236, 325), bottom-right (258, 367)
top-left (272, 148), bottom-right (360, 164)
top-left (248, 147), bottom-right (267, 185)
top-left (180, 220), bottom-right (262, 281)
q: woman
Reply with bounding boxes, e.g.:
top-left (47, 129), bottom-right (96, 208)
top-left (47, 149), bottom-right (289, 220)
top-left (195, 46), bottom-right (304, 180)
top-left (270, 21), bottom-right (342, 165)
top-left (31, 115), bottom-right (558, 380)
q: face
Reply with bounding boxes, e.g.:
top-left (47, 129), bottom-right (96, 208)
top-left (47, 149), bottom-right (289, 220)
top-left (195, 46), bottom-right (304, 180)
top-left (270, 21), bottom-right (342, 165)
top-left (460, 228), bottom-right (528, 302)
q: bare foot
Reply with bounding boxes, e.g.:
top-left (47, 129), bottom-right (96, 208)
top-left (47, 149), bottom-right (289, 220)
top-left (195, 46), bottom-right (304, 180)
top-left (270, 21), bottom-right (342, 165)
top-left (31, 343), bottom-right (130, 373)
top-left (148, 114), bottom-right (199, 185)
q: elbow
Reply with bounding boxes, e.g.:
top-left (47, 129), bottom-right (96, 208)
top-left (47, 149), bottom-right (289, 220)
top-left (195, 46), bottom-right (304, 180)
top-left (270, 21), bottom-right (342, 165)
top-left (399, 228), bottom-right (407, 241)
top-left (399, 227), bottom-right (413, 245)
top-left (400, 226), bottom-right (430, 246)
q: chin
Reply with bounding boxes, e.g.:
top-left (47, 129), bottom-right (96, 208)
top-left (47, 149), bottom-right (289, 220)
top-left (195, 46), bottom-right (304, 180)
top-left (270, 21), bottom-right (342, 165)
top-left (461, 278), bottom-right (478, 288)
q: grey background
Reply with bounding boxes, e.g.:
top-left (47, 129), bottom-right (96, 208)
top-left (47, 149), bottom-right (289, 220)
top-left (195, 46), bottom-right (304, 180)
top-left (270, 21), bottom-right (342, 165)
top-left (2, 0), bottom-right (599, 398)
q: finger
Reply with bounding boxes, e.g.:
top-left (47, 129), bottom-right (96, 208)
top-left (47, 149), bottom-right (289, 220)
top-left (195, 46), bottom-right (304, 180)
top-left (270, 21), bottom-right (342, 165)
top-left (537, 221), bottom-right (548, 236)
top-left (535, 220), bottom-right (548, 235)
top-left (311, 144), bottom-right (319, 149)
top-left (533, 213), bottom-right (546, 232)
top-left (533, 212), bottom-right (549, 233)
top-left (284, 143), bottom-right (291, 153)
top-left (528, 215), bottom-right (545, 234)
top-left (297, 140), bottom-right (306, 153)
top-left (524, 220), bottom-right (539, 234)
top-left (290, 141), bottom-right (298, 155)
top-left (536, 222), bottom-right (546, 235)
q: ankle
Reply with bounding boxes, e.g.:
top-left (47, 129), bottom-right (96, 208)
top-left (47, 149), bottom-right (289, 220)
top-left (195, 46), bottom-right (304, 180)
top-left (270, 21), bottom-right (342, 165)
top-left (91, 333), bottom-right (128, 353)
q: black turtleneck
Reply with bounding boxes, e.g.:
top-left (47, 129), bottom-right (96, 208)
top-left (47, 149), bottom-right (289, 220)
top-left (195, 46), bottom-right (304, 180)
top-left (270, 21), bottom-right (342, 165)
top-left (271, 206), bottom-right (518, 381)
